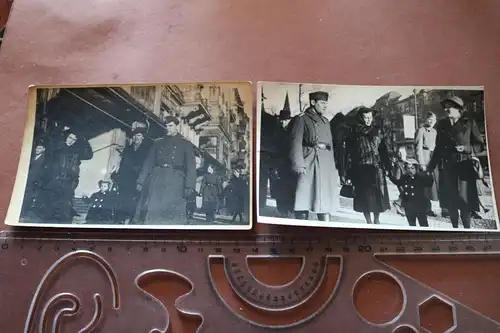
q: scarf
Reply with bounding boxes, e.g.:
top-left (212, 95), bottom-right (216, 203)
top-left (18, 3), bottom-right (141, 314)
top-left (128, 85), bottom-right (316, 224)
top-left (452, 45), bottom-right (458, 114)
top-left (356, 124), bottom-right (378, 139)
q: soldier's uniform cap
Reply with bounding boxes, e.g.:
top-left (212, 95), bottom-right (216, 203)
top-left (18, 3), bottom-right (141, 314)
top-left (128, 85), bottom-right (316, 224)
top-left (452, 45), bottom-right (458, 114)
top-left (309, 91), bottom-right (329, 102)
top-left (441, 96), bottom-right (464, 109)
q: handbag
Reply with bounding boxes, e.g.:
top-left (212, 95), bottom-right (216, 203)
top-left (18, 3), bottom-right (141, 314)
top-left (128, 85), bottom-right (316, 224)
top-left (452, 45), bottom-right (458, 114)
top-left (340, 184), bottom-right (355, 198)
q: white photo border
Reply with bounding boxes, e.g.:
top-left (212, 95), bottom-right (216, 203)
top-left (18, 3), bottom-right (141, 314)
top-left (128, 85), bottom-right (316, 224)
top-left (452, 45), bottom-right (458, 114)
top-left (5, 82), bottom-right (254, 230)
top-left (256, 81), bottom-right (499, 232)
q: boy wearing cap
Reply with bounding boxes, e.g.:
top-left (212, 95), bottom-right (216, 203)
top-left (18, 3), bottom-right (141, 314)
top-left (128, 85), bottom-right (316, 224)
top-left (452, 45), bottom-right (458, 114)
top-left (289, 91), bottom-right (339, 221)
top-left (390, 159), bottom-right (433, 227)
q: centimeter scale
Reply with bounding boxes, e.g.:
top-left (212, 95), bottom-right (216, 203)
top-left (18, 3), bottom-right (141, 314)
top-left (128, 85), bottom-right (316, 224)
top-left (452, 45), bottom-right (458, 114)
top-left (0, 230), bottom-right (499, 333)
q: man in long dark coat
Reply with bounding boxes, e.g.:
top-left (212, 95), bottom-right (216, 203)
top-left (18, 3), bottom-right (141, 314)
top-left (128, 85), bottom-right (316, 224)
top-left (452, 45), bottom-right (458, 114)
top-left (289, 91), bottom-right (339, 221)
top-left (224, 168), bottom-right (247, 223)
top-left (21, 141), bottom-right (48, 217)
top-left (111, 126), bottom-right (150, 224)
top-left (200, 164), bottom-right (223, 222)
top-left (427, 96), bottom-right (484, 229)
top-left (134, 116), bottom-right (196, 225)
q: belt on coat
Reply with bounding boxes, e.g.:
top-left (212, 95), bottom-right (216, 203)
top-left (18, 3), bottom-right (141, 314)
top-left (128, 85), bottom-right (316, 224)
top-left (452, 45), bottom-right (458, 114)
top-left (157, 164), bottom-right (184, 172)
top-left (305, 142), bottom-right (332, 150)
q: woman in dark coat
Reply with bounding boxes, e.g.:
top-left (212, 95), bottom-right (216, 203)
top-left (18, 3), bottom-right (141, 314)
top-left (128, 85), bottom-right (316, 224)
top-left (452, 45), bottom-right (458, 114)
top-left (225, 168), bottom-right (247, 223)
top-left (427, 96), bottom-right (484, 229)
top-left (111, 127), bottom-right (150, 224)
top-left (344, 107), bottom-right (392, 224)
top-left (38, 130), bottom-right (93, 223)
top-left (200, 164), bottom-right (222, 222)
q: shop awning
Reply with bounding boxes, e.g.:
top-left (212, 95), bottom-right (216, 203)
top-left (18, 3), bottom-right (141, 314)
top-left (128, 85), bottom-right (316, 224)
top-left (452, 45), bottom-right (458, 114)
top-left (36, 87), bottom-right (167, 142)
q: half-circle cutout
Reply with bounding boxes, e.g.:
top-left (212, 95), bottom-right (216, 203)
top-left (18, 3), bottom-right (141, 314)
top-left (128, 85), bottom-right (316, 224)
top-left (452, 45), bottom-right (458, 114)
top-left (209, 256), bottom-right (342, 328)
top-left (137, 270), bottom-right (202, 333)
top-left (246, 256), bottom-right (304, 287)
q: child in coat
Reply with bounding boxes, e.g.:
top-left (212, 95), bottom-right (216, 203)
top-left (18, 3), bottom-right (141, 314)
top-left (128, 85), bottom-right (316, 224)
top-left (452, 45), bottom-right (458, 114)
top-left (391, 145), bottom-right (408, 216)
top-left (82, 180), bottom-right (116, 224)
top-left (390, 159), bottom-right (433, 227)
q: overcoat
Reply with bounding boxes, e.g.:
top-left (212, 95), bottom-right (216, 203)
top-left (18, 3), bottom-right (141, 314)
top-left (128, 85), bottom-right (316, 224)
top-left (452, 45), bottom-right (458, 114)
top-left (428, 115), bottom-right (484, 213)
top-left (415, 126), bottom-right (439, 201)
top-left (112, 142), bottom-right (150, 221)
top-left (84, 190), bottom-right (116, 224)
top-left (22, 153), bottom-right (47, 214)
top-left (134, 134), bottom-right (196, 224)
top-left (200, 173), bottom-right (222, 212)
top-left (289, 107), bottom-right (339, 214)
top-left (345, 124), bottom-right (391, 213)
top-left (225, 175), bottom-right (247, 214)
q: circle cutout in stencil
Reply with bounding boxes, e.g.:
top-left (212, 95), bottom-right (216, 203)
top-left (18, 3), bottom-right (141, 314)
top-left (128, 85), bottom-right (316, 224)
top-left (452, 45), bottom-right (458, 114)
top-left (393, 325), bottom-right (418, 333)
top-left (353, 270), bottom-right (405, 325)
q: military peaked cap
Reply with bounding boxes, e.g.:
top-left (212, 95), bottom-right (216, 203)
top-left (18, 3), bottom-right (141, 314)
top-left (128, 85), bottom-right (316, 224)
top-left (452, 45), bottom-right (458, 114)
top-left (309, 91), bottom-right (329, 102)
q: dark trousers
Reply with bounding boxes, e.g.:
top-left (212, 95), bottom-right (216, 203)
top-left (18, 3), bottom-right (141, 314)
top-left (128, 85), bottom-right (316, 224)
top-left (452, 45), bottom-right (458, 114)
top-left (441, 161), bottom-right (477, 229)
top-left (404, 204), bottom-right (429, 227)
top-left (205, 210), bottom-right (215, 222)
top-left (449, 209), bottom-right (471, 228)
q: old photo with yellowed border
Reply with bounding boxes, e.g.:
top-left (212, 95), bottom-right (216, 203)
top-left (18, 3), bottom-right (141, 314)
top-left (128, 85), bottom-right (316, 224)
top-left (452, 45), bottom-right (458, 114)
top-left (6, 82), bottom-right (253, 230)
top-left (257, 81), bottom-right (499, 232)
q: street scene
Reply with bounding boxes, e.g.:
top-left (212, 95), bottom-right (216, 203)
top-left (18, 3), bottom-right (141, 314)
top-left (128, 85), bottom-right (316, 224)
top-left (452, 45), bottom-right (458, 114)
top-left (258, 83), bottom-right (498, 230)
top-left (11, 83), bottom-right (252, 228)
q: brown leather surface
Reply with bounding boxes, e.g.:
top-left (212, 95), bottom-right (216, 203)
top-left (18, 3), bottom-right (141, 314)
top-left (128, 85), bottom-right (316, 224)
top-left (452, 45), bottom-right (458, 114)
top-left (1, 0), bottom-right (500, 332)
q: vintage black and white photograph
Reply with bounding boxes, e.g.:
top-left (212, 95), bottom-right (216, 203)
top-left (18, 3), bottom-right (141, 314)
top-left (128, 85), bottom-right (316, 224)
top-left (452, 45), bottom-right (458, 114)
top-left (257, 82), bottom-right (499, 231)
top-left (6, 82), bottom-right (253, 229)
